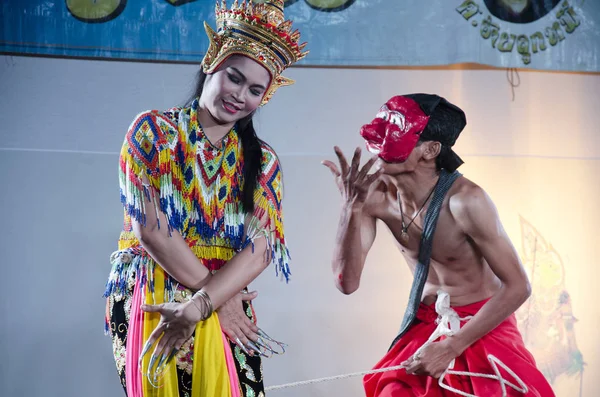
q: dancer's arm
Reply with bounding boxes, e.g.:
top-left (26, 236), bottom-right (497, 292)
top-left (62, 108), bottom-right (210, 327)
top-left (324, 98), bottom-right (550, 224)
top-left (133, 168), bottom-right (283, 310)
top-left (445, 186), bottom-right (531, 354)
top-left (132, 182), bottom-right (270, 306)
top-left (132, 183), bottom-right (211, 289)
top-left (198, 145), bottom-right (291, 308)
top-left (137, 197), bottom-right (272, 364)
top-left (331, 205), bottom-right (377, 294)
top-left (323, 147), bottom-right (382, 294)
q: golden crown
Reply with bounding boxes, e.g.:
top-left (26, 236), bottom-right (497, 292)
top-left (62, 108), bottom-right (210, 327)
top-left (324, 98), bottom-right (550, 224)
top-left (201, 0), bottom-right (308, 105)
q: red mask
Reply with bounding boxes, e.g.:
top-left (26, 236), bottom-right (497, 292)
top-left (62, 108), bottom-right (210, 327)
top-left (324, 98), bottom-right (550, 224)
top-left (360, 96), bottom-right (430, 163)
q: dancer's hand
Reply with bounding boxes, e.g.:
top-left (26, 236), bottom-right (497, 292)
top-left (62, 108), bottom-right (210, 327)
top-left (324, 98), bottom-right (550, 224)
top-left (218, 291), bottom-right (260, 356)
top-left (140, 301), bottom-right (200, 373)
top-left (402, 340), bottom-right (461, 378)
top-left (322, 146), bottom-right (382, 208)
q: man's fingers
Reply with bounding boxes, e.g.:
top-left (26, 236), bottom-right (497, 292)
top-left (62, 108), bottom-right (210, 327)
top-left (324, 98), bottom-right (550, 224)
top-left (364, 168), bottom-right (383, 186)
top-left (400, 356), bottom-right (414, 368)
top-left (402, 353), bottom-right (422, 374)
top-left (349, 147), bottom-right (362, 179)
top-left (404, 360), bottom-right (422, 375)
top-left (333, 146), bottom-right (350, 176)
top-left (321, 160), bottom-right (341, 178)
top-left (356, 155), bottom-right (379, 181)
top-left (322, 160), bottom-right (344, 193)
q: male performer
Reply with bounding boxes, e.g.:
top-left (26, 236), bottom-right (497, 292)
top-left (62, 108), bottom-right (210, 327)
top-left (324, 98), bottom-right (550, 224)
top-left (322, 94), bottom-right (554, 396)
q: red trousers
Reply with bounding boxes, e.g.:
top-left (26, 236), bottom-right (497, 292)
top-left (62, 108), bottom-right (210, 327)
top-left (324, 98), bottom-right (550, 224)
top-left (364, 299), bottom-right (555, 396)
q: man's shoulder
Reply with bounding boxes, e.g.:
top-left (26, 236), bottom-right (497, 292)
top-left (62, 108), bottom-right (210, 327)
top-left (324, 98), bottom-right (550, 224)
top-left (449, 175), bottom-right (485, 201)
top-left (449, 175), bottom-right (488, 207)
top-left (448, 176), bottom-right (498, 229)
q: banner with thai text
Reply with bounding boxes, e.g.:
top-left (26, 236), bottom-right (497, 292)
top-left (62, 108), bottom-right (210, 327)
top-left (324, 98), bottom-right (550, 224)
top-left (1, 0), bottom-right (599, 71)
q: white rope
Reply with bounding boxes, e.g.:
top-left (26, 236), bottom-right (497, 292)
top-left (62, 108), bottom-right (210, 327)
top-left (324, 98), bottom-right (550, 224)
top-left (266, 291), bottom-right (528, 396)
top-left (439, 354), bottom-right (528, 397)
top-left (427, 291), bottom-right (528, 397)
top-left (265, 364), bottom-right (407, 392)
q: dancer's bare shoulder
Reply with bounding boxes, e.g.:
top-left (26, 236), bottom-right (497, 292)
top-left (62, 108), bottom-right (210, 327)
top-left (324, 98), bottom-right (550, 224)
top-left (447, 177), bottom-right (498, 236)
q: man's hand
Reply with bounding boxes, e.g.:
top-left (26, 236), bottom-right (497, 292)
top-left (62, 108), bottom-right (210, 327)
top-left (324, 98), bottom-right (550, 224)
top-left (218, 291), bottom-right (260, 356)
top-left (322, 146), bottom-right (382, 208)
top-left (402, 339), bottom-right (461, 378)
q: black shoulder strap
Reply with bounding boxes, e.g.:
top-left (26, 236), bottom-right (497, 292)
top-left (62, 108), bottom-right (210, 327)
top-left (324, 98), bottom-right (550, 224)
top-left (388, 170), bottom-right (461, 350)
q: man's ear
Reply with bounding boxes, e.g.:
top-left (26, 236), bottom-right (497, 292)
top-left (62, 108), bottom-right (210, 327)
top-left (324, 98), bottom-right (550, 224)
top-left (422, 141), bottom-right (441, 160)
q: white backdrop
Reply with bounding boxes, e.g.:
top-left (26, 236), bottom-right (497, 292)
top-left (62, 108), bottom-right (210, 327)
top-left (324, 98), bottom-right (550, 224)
top-left (0, 55), bottom-right (598, 396)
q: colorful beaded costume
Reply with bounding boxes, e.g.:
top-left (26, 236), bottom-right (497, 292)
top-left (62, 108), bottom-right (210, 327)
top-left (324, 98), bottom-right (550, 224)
top-left (105, 96), bottom-right (289, 396)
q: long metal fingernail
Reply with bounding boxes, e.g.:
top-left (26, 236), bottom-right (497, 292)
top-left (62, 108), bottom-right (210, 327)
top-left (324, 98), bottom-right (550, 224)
top-left (145, 362), bottom-right (155, 387)
top-left (238, 342), bottom-right (251, 355)
top-left (141, 341), bottom-right (152, 357)
top-left (153, 355), bottom-right (167, 385)
top-left (256, 338), bottom-right (274, 352)
top-left (258, 328), bottom-right (286, 347)
top-left (258, 331), bottom-right (286, 354)
top-left (247, 341), bottom-right (267, 357)
top-left (156, 353), bottom-right (168, 371)
top-left (158, 351), bottom-right (176, 375)
top-left (148, 354), bottom-right (158, 372)
top-left (257, 328), bottom-right (272, 340)
top-left (166, 348), bottom-right (178, 365)
top-left (276, 341), bottom-right (287, 354)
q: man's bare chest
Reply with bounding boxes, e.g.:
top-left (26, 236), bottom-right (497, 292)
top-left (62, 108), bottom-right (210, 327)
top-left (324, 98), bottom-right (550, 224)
top-left (376, 205), bottom-right (470, 264)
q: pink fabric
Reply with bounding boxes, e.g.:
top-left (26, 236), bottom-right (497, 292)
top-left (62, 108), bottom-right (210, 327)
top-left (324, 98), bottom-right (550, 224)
top-left (222, 333), bottom-right (241, 397)
top-left (125, 280), bottom-right (144, 397)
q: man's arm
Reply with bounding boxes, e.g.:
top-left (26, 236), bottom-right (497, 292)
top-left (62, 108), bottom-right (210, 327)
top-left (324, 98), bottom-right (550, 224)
top-left (322, 147), bottom-right (382, 295)
top-left (447, 185), bottom-right (531, 354)
top-left (332, 206), bottom-right (377, 294)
